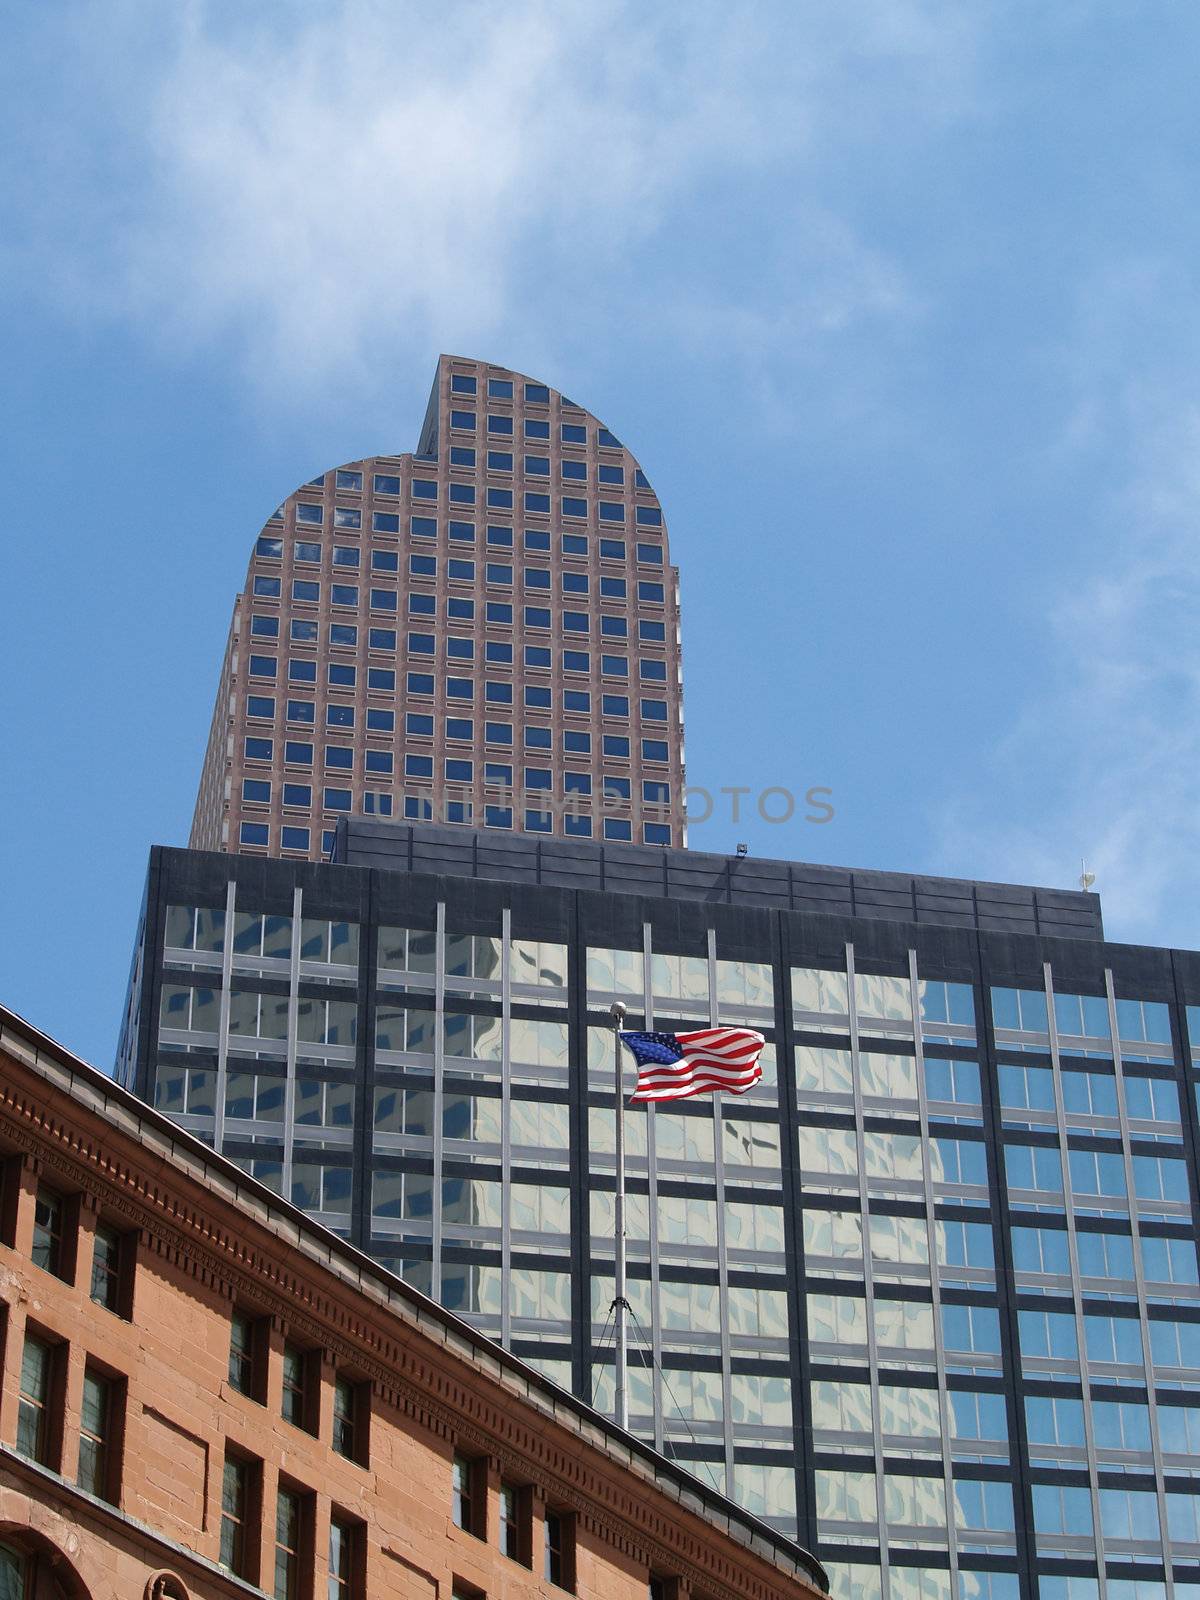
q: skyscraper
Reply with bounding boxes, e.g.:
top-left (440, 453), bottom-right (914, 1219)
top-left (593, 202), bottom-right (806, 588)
top-left (120, 817), bottom-right (1200, 1600)
top-left (190, 355), bottom-right (685, 862)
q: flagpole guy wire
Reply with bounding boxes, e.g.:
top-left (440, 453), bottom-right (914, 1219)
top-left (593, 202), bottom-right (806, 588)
top-left (610, 1000), bottom-right (630, 1431)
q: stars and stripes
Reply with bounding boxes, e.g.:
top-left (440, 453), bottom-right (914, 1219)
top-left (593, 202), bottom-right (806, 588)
top-left (618, 1027), bottom-right (766, 1102)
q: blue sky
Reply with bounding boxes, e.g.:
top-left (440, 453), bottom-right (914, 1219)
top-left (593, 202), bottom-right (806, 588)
top-left (4, 0), bottom-right (1200, 1069)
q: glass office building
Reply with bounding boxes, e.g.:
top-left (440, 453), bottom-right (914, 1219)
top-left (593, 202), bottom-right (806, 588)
top-left (118, 823), bottom-right (1200, 1600)
top-left (189, 355), bottom-right (686, 862)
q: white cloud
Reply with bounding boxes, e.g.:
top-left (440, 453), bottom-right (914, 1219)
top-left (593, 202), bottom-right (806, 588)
top-left (4, 0), bottom-right (983, 399)
top-left (937, 262), bottom-right (1200, 947)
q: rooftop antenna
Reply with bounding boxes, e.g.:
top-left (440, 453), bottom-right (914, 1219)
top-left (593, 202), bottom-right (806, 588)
top-left (736, 842), bottom-right (749, 858)
top-left (1079, 858), bottom-right (1096, 893)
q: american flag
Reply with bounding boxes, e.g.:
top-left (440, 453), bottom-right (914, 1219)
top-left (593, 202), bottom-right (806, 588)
top-left (618, 1027), bottom-right (766, 1102)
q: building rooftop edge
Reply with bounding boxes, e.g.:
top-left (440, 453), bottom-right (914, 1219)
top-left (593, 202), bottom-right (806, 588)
top-left (0, 998), bottom-right (828, 1593)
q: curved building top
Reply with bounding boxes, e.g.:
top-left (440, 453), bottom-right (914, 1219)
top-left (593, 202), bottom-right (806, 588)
top-left (191, 355), bottom-right (686, 860)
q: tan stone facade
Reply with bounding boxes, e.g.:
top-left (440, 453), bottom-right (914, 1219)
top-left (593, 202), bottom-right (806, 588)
top-left (0, 1004), bottom-right (824, 1600)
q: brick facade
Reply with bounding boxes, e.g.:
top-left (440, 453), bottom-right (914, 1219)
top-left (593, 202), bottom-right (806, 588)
top-left (0, 1004), bottom-right (825, 1600)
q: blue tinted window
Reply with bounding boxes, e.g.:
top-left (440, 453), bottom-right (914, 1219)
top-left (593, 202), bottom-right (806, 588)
top-left (605, 776), bottom-right (632, 799)
top-left (369, 628), bottom-right (396, 650)
top-left (283, 783), bottom-right (312, 806)
top-left (367, 667), bottom-right (395, 691)
top-left (247, 696), bottom-right (275, 719)
top-left (292, 620), bottom-right (318, 642)
top-left (525, 606), bottom-right (551, 629)
top-left (412, 480), bottom-right (437, 501)
top-left (525, 727), bottom-right (552, 750)
top-left (369, 590), bottom-right (396, 613)
top-left (330, 623), bottom-right (358, 646)
top-left (407, 673), bottom-right (434, 695)
top-left (487, 642), bottom-right (513, 665)
top-left (525, 419), bottom-right (550, 440)
top-left (451, 374), bottom-right (477, 395)
top-left (486, 563), bottom-right (512, 585)
top-left (325, 745), bottom-right (353, 770)
top-left (446, 637), bottom-right (474, 660)
top-left (642, 739), bottom-right (668, 762)
top-left (487, 524), bottom-right (513, 547)
top-left (564, 690), bottom-right (590, 713)
top-left (292, 579), bottom-right (320, 602)
top-left (643, 780), bottom-right (670, 804)
top-left (446, 718), bottom-right (473, 740)
top-left (296, 503), bottom-right (323, 525)
top-left (287, 700), bottom-right (314, 723)
top-left (601, 654), bottom-right (628, 676)
top-left (448, 558), bottom-right (475, 580)
top-left (324, 788), bottom-right (352, 812)
top-left (449, 446), bottom-right (475, 467)
top-left (602, 694), bottom-right (629, 717)
top-left (240, 822), bottom-right (269, 846)
top-left (563, 573), bottom-right (588, 594)
top-left (485, 722), bottom-right (513, 745)
top-left (367, 708), bottom-right (394, 731)
top-left (409, 594), bottom-right (435, 616)
top-left (408, 632), bottom-right (435, 654)
top-left (599, 464), bottom-right (624, 485)
top-left (488, 488), bottom-right (514, 509)
top-left (447, 598), bottom-right (474, 621)
top-left (561, 424), bottom-right (586, 444)
top-left (285, 741), bottom-right (313, 764)
top-left (486, 682), bottom-right (513, 705)
top-left (601, 616), bottom-right (627, 638)
top-left (641, 698), bottom-right (668, 722)
top-left (374, 473), bottom-right (400, 495)
top-left (525, 456), bottom-right (550, 476)
top-left (561, 460), bottom-right (587, 481)
top-left (525, 568), bottom-right (551, 590)
top-left (257, 536), bottom-right (284, 558)
top-left (366, 750), bottom-right (393, 775)
top-left (637, 543), bottom-right (664, 565)
top-left (524, 530), bottom-right (551, 552)
top-left (565, 814), bottom-right (592, 838)
top-left (640, 659), bottom-right (667, 682)
top-left (288, 659), bottom-right (315, 683)
top-left (636, 505), bottom-right (663, 527)
top-left (486, 602), bottom-right (513, 624)
top-left (243, 778), bottom-right (271, 803)
top-left (410, 554), bottom-right (436, 577)
top-left (603, 735), bottom-right (630, 758)
top-left (561, 497), bottom-right (587, 519)
top-left (525, 383), bottom-right (549, 403)
top-left (281, 826), bottom-right (310, 851)
top-left (639, 620), bottom-right (665, 642)
top-left (329, 666), bottom-right (356, 689)
top-left (405, 755), bottom-right (433, 779)
top-left (449, 483), bottom-right (475, 506)
top-left (450, 410), bottom-right (476, 429)
top-left (327, 705), bottom-right (354, 727)
top-left (486, 762), bottom-right (513, 785)
top-left (562, 534), bottom-right (588, 556)
top-left (525, 686), bottom-right (551, 709)
top-left (253, 576), bottom-right (282, 598)
top-left (332, 546), bottom-right (360, 569)
top-left (249, 655), bottom-right (277, 678)
top-left (411, 516), bottom-right (436, 539)
top-left (525, 492), bottom-right (550, 514)
top-left (372, 512), bottom-right (399, 535)
top-left (599, 503), bottom-right (624, 524)
top-left (563, 611), bottom-right (589, 634)
top-left (564, 771), bottom-right (591, 795)
top-left (488, 378), bottom-right (513, 399)
top-left (524, 646), bottom-right (551, 668)
top-left (526, 809), bottom-right (553, 833)
top-left (600, 539), bottom-right (626, 560)
top-left (407, 713), bottom-right (434, 736)
top-left (334, 506), bottom-right (361, 529)
top-left (638, 581), bottom-right (665, 603)
top-left (601, 576), bottom-right (626, 598)
top-left (447, 678), bottom-right (474, 700)
top-left (487, 414), bottom-right (513, 436)
top-left (598, 428), bottom-right (621, 448)
top-left (331, 585), bottom-right (358, 608)
top-left (525, 767), bottom-right (552, 790)
top-left (295, 541), bottom-right (321, 563)
top-left (644, 823), bottom-right (670, 845)
top-left (604, 819), bottom-right (633, 842)
top-left (485, 806), bottom-right (513, 829)
top-left (372, 550), bottom-right (399, 573)
top-left (487, 450), bottom-right (513, 472)
top-left (564, 730), bottom-right (590, 754)
top-left (446, 758), bottom-right (473, 783)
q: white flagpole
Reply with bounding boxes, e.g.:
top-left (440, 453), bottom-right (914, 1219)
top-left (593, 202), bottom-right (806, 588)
top-left (610, 1000), bottom-right (629, 1430)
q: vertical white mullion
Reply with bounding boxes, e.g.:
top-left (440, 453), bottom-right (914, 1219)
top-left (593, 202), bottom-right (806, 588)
top-left (643, 921), bottom-right (665, 1452)
top-left (708, 927), bottom-right (735, 1498)
top-left (431, 901), bottom-right (446, 1301)
top-left (213, 877), bottom-right (238, 1152)
top-left (910, 949), bottom-right (960, 1594)
top-left (1044, 962), bottom-right (1108, 1595)
top-left (1105, 970), bottom-right (1175, 1600)
top-left (501, 908), bottom-right (513, 1349)
top-left (282, 885), bottom-right (302, 1200)
top-left (846, 944), bottom-right (889, 1594)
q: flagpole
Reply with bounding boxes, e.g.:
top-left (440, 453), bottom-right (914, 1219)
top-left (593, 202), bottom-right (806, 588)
top-left (610, 1000), bottom-right (629, 1430)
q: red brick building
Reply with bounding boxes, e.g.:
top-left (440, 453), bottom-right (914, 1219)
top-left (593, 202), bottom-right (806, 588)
top-left (0, 1003), bottom-right (826, 1600)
